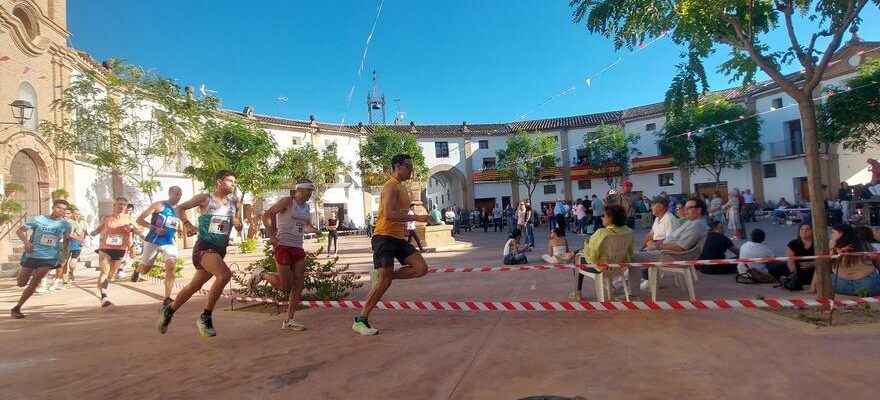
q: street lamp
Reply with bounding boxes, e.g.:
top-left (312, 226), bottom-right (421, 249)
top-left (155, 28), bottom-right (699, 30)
top-left (1, 100), bottom-right (35, 125)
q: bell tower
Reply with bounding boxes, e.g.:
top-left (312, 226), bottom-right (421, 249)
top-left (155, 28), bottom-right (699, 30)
top-left (367, 70), bottom-right (385, 125)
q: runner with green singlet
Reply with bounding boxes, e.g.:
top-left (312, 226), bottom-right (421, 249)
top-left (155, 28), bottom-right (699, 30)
top-left (157, 170), bottom-right (241, 337)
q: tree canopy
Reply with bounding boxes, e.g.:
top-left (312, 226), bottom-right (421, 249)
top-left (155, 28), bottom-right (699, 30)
top-left (818, 56), bottom-right (880, 153)
top-left (40, 59), bottom-right (219, 201)
top-left (357, 126), bottom-right (427, 187)
top-left (183, 119), bottom-right (278, 199)
top-left (277, 142), bottom-right (350, 208)
top-left (570, 0), bottom-right (877, 300)
top-left (661, 96), bottom-right (763, 185)
top-left (582, 124), bottom-right (642, 189)
top-left (496, 130), bottom-right (557, 205)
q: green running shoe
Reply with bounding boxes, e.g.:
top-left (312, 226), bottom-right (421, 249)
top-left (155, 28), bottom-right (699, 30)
top-left (157, 304), bottom-right (174, 334)
top-left (197, 314), bottom-right (216, 337)
top-left (352, 316), bottom-right (378, 336)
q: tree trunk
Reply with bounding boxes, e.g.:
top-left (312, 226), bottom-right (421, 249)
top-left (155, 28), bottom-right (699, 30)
top-left (798, 97), bottom-right (832, 300)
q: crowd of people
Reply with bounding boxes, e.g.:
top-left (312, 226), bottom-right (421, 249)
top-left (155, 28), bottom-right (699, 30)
top-left (9, 159), bottom-right (880, 333)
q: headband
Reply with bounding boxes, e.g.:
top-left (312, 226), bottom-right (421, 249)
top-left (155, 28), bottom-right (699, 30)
top-left (295, 182), bottom-right (314, 190)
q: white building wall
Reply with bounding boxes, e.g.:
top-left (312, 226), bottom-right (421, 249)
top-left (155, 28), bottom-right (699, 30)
top-left (761, 158), bottom-right (808, 204)
top-left (689, 165), bottom-right (755, 193)
top-left (522, 179), bottom-right (565, 206)
top-left (419, 137), bottom-right (466, 176)
top-left (473, 182), bottom-right (511, 206)
top-left (469, 136), bottom-right (508, 171)
top-left (624, 117), bottom-right (666, 157)
top-left (629, 169), bottom-right (683, 197)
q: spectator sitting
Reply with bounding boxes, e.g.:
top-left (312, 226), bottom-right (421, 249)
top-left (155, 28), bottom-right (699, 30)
top-left (773, 223), bottom-right (817, 292)
top-left (572, 204), bottom-right (634, 300)
top-left (673, 202), bottom-right (687, 225)
top-left (854, 225), bottom-right (880, 272)
top-left (829, 224), bottom-right (880, 296)
top-left (631, 198), bottom-right (710, 291)
top-left (639, 197), bottom-right (680, 252)
top-left (503, 229), bottom-right (532, 265)
top-left (697, 221), bottom-right (740, 274)
top-left (542, 228), bottom-right (575, 264)
top-left (429, 205), bottom-right (443, 225)
top-left (773, 197), bottom-right (792, 225)
top-left (737, 229), bottom-right (786, 277)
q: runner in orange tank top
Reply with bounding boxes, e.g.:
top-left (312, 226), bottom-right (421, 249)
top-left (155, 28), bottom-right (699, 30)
top-left (90, 197), bottom-right (139, 307)
top-left (352, 154), bottom-right (432, 336)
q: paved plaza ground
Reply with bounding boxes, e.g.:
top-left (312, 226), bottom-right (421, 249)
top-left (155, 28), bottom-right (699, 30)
top-left (2, 221), bottom-right (879, 399)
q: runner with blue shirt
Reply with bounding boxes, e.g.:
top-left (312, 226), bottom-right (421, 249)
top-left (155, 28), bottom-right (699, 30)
top-left (132, 186), bottom-right (183, 307)
top-left (11, 199), bottom-right (71, 319)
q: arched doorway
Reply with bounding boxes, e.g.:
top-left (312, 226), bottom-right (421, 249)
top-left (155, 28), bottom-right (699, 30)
top-left (423, 164), bottom-right (468, 210)
top-left (10, 151), bottom-right (42, 217)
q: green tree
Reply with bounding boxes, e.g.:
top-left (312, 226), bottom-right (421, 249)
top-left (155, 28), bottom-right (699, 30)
top-left (818, 56), bottom-right (880, 153)
top-left (277, 142), bottom-right (350, 210)
top-left (661, 96), bottom-right (763, 187)
top-left (582, 124), bottom-right (642, 189)
top-left (357, 126), bottom-right (427, 187)
top-left (496, 130), bottom-right (557, 205)
top-left (40, 60), bottom-right (219, 201)
top-left (184, 119), bottom-right (279, 205)
top-left (570, 0), bottom-right (876, 300)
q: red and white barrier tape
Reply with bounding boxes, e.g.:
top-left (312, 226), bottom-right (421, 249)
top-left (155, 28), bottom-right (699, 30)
top-left (139, 272), bottom-right (880, 311)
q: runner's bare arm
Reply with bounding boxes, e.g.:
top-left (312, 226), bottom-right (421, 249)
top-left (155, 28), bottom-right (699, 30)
top-left (16, 225), bottom-right (33, 253)
top-left (89, 217), bottom-right (107, 237)
top-left (136, 202), bottom-right (163, 228)
top-left (176, 194), bottom-right (210, 235)
top-left (380, 185), bottom-right (431, 223)
top-left (262, 197), bottom-right (291, 241)
top-left (232, 210), bottom-right (242, 231)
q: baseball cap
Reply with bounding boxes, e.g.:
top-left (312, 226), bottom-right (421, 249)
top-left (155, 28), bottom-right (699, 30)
top-left (622, 180), bottom-right (633, 188)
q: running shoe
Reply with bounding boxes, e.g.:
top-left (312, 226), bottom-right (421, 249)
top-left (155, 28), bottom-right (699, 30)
top-left (49, 280), bottom-right (62, 291)
top-left (197, 314), bottom-right (216, 337)
top-left (130, 270), bottom-right (140, 282)
top-left (163, 297), bottom-right (173, 307)
top-left (68, 270), bottom-right (75, 282)
top-left (352, 316), bottom-right (378, 336)
top-left (281, 319), bottom-right (307, 331)
top-left (35, 287), bottom-right (48, 295)
top-left (248, 266), bottom-right (264, 294)
top-left (157, 304), bottom-right (174, 334)
top-left (10, 307), bottom-right (25, 319)
top-left (101, 296), bottom-right (113, 308)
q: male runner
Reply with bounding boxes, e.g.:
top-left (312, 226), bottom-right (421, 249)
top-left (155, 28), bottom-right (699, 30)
top-left (91, 197), bottom-right (138, 307)
top-left (248, 179), bottom-right (319, 330)
top-left (352, 154), bottom-right (432, 335)
top-left (10, 199), bottom-right (71, 318)
top-left (63, 207), bottom-right (87, 282)
top-left (132, 186), bottom-right (183, 307)
top-left (158, 170), bottom-right (240, 337)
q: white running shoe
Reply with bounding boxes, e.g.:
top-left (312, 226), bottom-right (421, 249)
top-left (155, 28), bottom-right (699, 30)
top-left (281, 319), bottom-right (307, 331)
top-left (50, 280), bottom-right (63, 291)
top-left (34, 288), bottom-right (49, 295)
top-left (101, 296), bottom-right (113, 308)
top-left (248, 266), bottom-right (264, 294)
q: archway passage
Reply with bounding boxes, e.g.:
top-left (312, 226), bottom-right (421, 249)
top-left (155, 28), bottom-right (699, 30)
top-left (424, 168), bottom-right (467, 210)
top-left (10, 151), bottom-right (42, 217)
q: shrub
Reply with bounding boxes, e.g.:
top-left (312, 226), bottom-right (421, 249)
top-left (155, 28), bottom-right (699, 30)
top-left (232, 243), bottom-right (362, 301)
top-left (238, 237), bottom-right (260, 253)
top-left (132, 256), bottom-right (184, 278)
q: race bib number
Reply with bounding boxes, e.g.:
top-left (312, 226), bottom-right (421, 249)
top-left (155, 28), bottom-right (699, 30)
top-left (208, 216), bottom-right (231, 235)
top-left (106, 234), bottom-right (123, 246)
top-left (294, 220), bottom-right (305, 238)
top-left (163, 216), bottom-right (179, 230)
top-left (39, 234), bottom-right (59, 247)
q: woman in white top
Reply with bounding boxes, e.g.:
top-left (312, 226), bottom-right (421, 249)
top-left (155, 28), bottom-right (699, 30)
top-left (723, 189), bottom-right (743, 239)
top-left (542, 227), bottom-right (574, 264)
top-left (503, 228), bottom-right (531, 265)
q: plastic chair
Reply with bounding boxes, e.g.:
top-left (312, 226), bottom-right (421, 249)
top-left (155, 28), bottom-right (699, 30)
top-left (649, 235), bottom-right (707, 301)
top-left (574, 231), bottom-right (634, 301)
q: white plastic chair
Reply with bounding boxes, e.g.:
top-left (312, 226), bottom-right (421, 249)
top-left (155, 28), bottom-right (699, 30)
top-left (574, 231), bottom-right (634, 301)
top-left (648, 235), bottom-right (707, 301)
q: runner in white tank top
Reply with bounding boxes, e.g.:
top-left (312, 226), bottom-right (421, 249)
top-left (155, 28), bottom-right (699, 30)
top-left (249, 179), bottom-right (318, 331)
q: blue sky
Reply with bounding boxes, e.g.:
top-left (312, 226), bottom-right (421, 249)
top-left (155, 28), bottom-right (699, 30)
top-left (68, 1), bottom-right (880, 125)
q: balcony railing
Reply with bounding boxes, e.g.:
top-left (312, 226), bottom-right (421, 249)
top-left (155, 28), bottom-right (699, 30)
top-left (769, 138), bottom-right (804, 158)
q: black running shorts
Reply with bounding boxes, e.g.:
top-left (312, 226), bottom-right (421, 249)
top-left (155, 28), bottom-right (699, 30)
top-left (371, 235), bottom-right (418, 269)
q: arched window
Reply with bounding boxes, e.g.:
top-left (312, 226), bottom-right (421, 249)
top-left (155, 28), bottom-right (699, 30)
top-left (17, 81), bottom-right (39, 130)
top-left (12, 5), bottom-right (39, 40)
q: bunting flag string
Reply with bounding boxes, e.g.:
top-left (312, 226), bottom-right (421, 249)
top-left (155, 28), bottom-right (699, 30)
top-left (340, 0), bottom-right (385, 126)
top-left (516, 32), bottom-right (668, 121)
